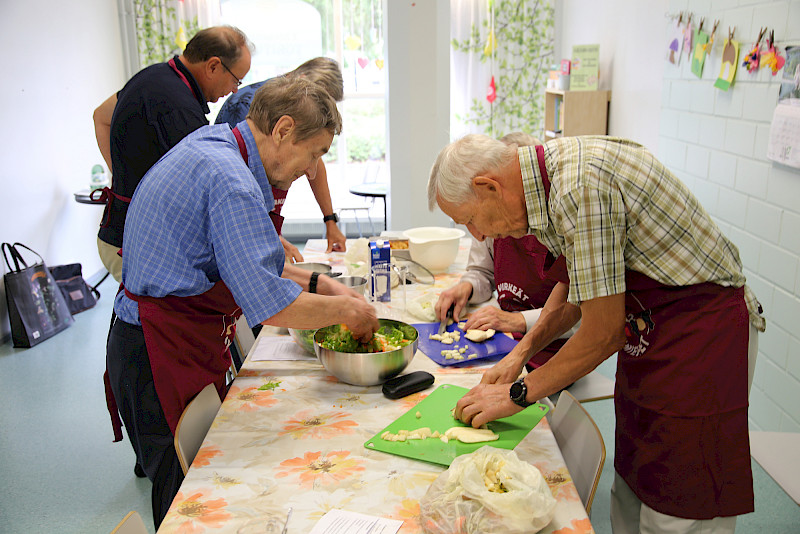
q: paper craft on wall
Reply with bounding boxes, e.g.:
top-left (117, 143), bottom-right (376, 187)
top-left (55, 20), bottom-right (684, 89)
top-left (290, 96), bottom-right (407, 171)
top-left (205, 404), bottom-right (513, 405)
top-left (761, 31), bottom-right (785, 76)
top-left (742, 27), bottom-right (766, 73)
top-left (714, 35), bottom-right (739, 91)
top-left (683, 18), bottom-right (694, 62)
top-left (691, 29), bottom-right (709, 78)
top-left (666, 16), bottom-right (684, 65)
top-left (767, 46), bottom-right (800, 169)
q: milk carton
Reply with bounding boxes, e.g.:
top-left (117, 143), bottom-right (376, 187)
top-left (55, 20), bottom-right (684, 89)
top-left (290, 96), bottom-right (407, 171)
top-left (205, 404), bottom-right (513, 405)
top-left (369, 239), bottom-right (391, 302)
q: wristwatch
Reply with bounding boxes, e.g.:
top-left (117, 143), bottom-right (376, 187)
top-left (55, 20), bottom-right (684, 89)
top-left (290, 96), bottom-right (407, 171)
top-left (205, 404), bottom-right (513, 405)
top-left (323, 213), bottom-right (339, 223)
top-left (509, 377), bottom-right (534, 408)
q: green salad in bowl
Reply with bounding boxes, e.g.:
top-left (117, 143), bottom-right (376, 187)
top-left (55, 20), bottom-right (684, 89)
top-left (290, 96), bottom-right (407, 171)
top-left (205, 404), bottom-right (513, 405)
top-left (318, 323), bottom-right (416, 353)
top-left (288, 328), bottom-right (317, 355)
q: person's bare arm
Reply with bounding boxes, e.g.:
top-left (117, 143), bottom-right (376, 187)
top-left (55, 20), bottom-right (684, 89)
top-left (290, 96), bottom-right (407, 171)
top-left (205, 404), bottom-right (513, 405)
top-left (455, 292), bottom-right (626, 428)
top-left (261, 292), bottom-right (378, 342)
top-left (93, 94), bottom-right (117, 175)
top-left (280, 235), bottom-right (304, 263)
top-left (308, 160), bottom-right (347, 252)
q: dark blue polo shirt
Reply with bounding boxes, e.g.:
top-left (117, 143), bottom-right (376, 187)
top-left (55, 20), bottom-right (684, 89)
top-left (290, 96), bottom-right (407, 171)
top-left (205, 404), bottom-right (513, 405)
top-left (98, 56), bottom-right (209, 247)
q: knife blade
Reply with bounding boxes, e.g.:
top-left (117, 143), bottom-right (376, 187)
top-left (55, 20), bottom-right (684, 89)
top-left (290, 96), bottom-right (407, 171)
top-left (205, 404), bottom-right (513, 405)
top-left (437, 304), bottom-right (454, 335)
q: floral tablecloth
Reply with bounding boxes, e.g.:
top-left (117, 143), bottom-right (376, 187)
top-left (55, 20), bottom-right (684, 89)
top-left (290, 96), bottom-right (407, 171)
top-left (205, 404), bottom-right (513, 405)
top-left (157, 239), bottom-right (595, 534)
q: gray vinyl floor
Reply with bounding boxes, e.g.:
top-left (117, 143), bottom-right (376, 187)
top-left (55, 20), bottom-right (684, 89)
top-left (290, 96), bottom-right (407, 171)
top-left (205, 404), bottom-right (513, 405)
top-left (1, 274), bottom-right (798, 534)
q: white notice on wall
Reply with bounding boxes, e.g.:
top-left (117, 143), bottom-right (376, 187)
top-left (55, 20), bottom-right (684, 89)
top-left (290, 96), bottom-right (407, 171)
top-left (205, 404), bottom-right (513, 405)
top-left (767, 102), bottom-right (800, 169)
top-left (308, 509), bottom-right (403, 534)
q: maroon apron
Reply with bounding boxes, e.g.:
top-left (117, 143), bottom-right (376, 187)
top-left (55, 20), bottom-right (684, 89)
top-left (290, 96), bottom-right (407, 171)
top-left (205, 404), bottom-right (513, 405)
top-left (492, 236), bottom-right (567, 366)
top-left (533, 145), bottom-right (753, 519)
top-left (269, 186), bottom-right (287, 235)
top-left (123, 282), bottom-right (241, 432)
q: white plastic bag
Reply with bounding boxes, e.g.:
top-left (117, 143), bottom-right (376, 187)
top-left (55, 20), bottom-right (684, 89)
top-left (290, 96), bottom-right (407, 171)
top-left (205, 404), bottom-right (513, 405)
top-left (420, 446), bottom-right (556, 534)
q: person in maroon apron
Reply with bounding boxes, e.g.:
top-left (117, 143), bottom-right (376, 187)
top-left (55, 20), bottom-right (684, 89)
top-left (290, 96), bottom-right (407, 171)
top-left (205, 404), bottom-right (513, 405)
top-left (105, 77), bottom-right (379, 530)
top-left (435, 235), bottom-right (570, 368)
top-left (427, 134), bottom-right (764, 532)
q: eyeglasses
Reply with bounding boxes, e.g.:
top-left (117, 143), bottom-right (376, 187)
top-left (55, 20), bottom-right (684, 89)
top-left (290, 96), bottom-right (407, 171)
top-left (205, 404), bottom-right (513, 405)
top-left (220, 60), bottom-right (242, 87)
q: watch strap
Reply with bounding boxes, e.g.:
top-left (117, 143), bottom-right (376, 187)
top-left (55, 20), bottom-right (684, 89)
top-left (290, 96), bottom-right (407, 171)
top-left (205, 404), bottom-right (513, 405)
top-left (510, 377), bottom-right (534, 408)
top-left (309, 271), bottom-right (320, 294)
top-left (323, 213), bottom-right (338, 223)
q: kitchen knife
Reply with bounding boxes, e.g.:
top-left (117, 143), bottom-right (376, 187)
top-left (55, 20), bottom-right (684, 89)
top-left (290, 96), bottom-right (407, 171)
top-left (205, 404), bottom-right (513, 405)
top-left (437, 304), bottom-right (454, 335)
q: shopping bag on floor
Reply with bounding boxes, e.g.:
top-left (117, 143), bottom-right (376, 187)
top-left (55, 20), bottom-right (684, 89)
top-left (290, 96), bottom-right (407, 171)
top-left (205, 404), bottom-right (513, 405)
top-left (49, 263), bottom-right (98, 314)
top-left (2, 242), bottom-right (74, 347)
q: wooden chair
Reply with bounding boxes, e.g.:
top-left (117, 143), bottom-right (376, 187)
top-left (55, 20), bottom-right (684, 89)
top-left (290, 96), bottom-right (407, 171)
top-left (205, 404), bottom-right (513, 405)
top-left (110, 511), bottom-right (147, 534)
top-left (174, 383), bottom-right (222, 475)
top-left (548, 390), bottom-right (606, 515)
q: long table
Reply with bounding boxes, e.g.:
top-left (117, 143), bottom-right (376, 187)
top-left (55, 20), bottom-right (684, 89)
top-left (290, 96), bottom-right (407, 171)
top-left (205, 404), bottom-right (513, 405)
top-left (156, 239), bottom-right (595, 533)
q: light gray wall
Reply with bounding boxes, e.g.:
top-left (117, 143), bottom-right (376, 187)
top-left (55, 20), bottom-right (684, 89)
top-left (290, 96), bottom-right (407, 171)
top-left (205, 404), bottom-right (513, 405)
top-left (385, 0), bottom-right (452, 232)
top-left (561, 0), bottom-right (800, 432)
top-left (0, 0), bottom-right (126, 341)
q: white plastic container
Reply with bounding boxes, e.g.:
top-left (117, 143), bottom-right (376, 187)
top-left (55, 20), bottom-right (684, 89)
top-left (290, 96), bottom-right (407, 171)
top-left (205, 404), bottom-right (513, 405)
top-left (402, 227), bottom-right (465, 273)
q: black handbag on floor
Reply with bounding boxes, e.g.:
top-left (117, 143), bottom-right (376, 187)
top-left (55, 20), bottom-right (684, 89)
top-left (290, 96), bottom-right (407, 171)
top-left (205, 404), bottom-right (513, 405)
top-left (49, 263), bottom-right (99, 315)
top-left (2, 242), bottom-right (74, 348)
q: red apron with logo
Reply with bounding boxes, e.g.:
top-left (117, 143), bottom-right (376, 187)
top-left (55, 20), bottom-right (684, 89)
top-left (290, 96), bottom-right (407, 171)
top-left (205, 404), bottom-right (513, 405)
top-left (492, 236), bottom-right (567, 365)
top-left (124, 282), bottom-right (241, 432)
top-left (269, 186), bottom-right (287, 235)
top-left (533, 145), bottom-right (753, 518)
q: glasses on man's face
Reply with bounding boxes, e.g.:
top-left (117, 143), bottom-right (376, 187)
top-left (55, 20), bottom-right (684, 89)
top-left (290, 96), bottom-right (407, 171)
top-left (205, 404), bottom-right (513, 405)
top-left (220, 60), bottom-right (242, 87)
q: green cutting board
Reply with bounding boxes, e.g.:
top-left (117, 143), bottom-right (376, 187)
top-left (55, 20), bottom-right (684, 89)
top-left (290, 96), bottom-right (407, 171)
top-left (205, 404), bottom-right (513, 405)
top-left (364, 384), bottom-right (549, 466)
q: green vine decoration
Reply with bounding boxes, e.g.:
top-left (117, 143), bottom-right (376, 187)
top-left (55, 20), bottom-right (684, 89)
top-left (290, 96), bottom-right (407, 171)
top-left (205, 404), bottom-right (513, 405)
top-left (451, 0), bottom-right (554, 137)
top-left (134, 0), bottom-right (200, 68)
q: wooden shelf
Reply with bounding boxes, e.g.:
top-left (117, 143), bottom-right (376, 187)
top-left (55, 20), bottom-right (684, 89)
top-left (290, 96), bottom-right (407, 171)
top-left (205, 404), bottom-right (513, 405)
top-left (544, 89), bottom-right (611, 138)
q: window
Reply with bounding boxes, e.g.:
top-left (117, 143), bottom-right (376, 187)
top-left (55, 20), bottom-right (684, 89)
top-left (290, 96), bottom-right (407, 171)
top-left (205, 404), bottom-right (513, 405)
top-left (216, 0), bottom-right (386, 230)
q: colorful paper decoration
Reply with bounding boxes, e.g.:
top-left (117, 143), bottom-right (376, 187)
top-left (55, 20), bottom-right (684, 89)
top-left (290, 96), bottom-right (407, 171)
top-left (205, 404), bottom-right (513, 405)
top-left (761, 31), bottom-right (785, 75)
top-left (357, 57), bottom-right (369, 69)
top-left (486, 75), bottom-right (496, 103)
top-left (666, 14), bottom-right (684, 65)
top-left (174, 26), bottom-right (188, 51)
top-left (691, 28), bottom-right (709, 78)
top-left (683, 18), bottom-right (694, 62)
top-left (344, 35), bottom-right (362, 51)
top-left (484, 29), bottom-right (497, 57)
top-left (742, 27), bottom-right (766, 73)
top-left (375, 59), bottom-right (384, 70)
top-left (714, 33), bottom-right (740, 91)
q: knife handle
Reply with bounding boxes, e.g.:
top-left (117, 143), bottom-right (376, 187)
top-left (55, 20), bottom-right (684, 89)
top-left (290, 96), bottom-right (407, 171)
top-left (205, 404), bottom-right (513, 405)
top-left (382, 371), bottom-right (435, 399)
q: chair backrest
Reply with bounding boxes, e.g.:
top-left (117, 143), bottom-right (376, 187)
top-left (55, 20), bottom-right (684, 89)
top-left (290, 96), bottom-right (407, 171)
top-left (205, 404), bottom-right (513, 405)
top-left (549, 390), bottom-right (606, 515)
top-left (110, 511), bottom-right (147, 534)
top-left (174, 383), bottom-right (222, 475)
top-left (233, 315), bottom-right (255, 358)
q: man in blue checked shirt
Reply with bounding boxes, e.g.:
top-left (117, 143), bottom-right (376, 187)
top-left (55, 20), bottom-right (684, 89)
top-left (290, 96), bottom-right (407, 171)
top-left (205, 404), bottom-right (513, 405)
top-left (104, 75), bottom-right (379, 529)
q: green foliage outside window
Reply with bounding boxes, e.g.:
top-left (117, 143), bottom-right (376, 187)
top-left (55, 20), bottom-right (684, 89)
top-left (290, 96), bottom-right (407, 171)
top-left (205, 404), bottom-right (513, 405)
top-left (451, 0), bottom-right (554, 137)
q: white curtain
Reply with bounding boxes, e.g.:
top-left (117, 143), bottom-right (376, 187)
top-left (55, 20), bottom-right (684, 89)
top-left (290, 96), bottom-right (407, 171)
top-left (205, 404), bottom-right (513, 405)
top-left (117, 0), bottom-right (221, 78)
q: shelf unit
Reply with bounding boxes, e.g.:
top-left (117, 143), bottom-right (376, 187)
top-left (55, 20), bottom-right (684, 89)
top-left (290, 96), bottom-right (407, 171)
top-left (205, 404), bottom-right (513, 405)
top-left (544, 89), bottom-right (611, 139)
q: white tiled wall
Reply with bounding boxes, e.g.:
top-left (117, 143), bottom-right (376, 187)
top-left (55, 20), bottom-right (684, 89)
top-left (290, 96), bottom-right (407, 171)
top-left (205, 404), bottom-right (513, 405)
top-left (661, 1), bottom-right (800, 432)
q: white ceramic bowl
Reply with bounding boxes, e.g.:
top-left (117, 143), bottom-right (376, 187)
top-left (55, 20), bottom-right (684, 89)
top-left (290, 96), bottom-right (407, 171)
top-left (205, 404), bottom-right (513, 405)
top-left (402, 227), bottom-right (465, 273)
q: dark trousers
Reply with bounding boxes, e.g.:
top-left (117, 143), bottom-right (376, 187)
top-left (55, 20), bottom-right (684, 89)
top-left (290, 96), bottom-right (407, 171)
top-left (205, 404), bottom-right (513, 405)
top-left (106, 318), bottom-right (184, 529)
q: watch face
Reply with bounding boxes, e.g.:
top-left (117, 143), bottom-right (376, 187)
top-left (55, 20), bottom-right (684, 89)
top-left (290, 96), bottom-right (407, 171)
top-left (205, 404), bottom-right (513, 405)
top-left (510, 381), bottom-right (524, 400)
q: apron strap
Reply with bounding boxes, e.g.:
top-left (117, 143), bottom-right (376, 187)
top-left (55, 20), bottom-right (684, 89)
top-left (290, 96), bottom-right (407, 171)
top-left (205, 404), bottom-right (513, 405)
top-left (168, 57), bottom-right (200, 101)
top-left (535, 145), bottom-right (551, 198)
top-left (232, 126), bottom-right (248, 161)
top-left (91, 187), bottom-right (133, 228)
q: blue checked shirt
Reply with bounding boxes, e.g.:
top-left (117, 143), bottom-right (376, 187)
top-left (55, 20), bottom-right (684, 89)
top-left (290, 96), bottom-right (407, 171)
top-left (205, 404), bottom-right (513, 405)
top-left (114, 121), bottom-right (302, 326)
top-left (519, 136), bottom-right (765, 331)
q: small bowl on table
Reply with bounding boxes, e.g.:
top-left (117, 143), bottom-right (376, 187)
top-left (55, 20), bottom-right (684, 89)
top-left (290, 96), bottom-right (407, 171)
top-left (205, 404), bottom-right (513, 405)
top-left (313, 319), bottom-right (419, 386)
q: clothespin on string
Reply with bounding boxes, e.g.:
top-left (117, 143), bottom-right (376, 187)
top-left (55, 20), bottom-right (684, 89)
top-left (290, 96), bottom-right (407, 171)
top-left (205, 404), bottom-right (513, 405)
top-left (698, 18), bottom-right (705, 33)
top-left (708, 20), bottom-right (720, 48)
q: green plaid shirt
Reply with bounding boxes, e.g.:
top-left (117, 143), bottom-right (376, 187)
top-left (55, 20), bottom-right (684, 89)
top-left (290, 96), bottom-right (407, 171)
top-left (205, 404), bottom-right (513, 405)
top-left (520, 136), bottom-right (765, 331)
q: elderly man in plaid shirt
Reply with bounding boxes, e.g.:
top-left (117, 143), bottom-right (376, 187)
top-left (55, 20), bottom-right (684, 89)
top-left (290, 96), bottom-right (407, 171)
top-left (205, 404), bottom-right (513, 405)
top-left (428, 134), bottom-right (764, 534)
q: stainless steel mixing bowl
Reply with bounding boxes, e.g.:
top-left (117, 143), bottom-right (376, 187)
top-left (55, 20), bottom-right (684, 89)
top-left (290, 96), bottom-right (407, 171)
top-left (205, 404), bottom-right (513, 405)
top-left (313, 319), bottom-right (419, 386)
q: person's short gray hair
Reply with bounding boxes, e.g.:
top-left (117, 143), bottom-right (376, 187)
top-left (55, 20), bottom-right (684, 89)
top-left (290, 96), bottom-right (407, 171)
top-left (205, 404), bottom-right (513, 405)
top-left (248, 76), bottom-right (343, 142)
top-left (500, 131), bottom-right (542, 147)
top-left (289, 57), bottom-right (344, 102)
top-left (427, 134), bottom-right (515, 211)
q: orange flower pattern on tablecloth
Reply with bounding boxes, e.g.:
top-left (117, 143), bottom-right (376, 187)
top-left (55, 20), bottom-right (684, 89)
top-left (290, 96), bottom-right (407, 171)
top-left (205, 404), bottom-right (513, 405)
top-left (275, 450), bottom-right (365, 488)
top-left (398, 391), bottom-right (428, 411)
top-left (542, 465), bottom-right (581, 502)
top-left (192, 446), bottom-right (222, 468)
top-left (167, 489), bottom-right (231, 534)
top-left (552, 517), bottom-right (595, 534)
top-left (226, 384), bottom-right (278, 412)
top-left (392, 498), bottom-right (422, 533)
top-left (280, 409), bottom-right (358, 439)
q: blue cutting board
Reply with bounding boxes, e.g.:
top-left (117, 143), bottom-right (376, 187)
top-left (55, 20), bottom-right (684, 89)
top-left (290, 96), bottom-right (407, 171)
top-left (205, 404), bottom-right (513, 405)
top-left (412, 322), bottom-right (518, 366)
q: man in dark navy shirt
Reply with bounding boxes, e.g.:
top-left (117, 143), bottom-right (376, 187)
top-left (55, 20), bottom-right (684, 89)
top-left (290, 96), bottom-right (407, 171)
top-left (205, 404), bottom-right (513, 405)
top-left (93, 25), bottom-right (253, 282)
